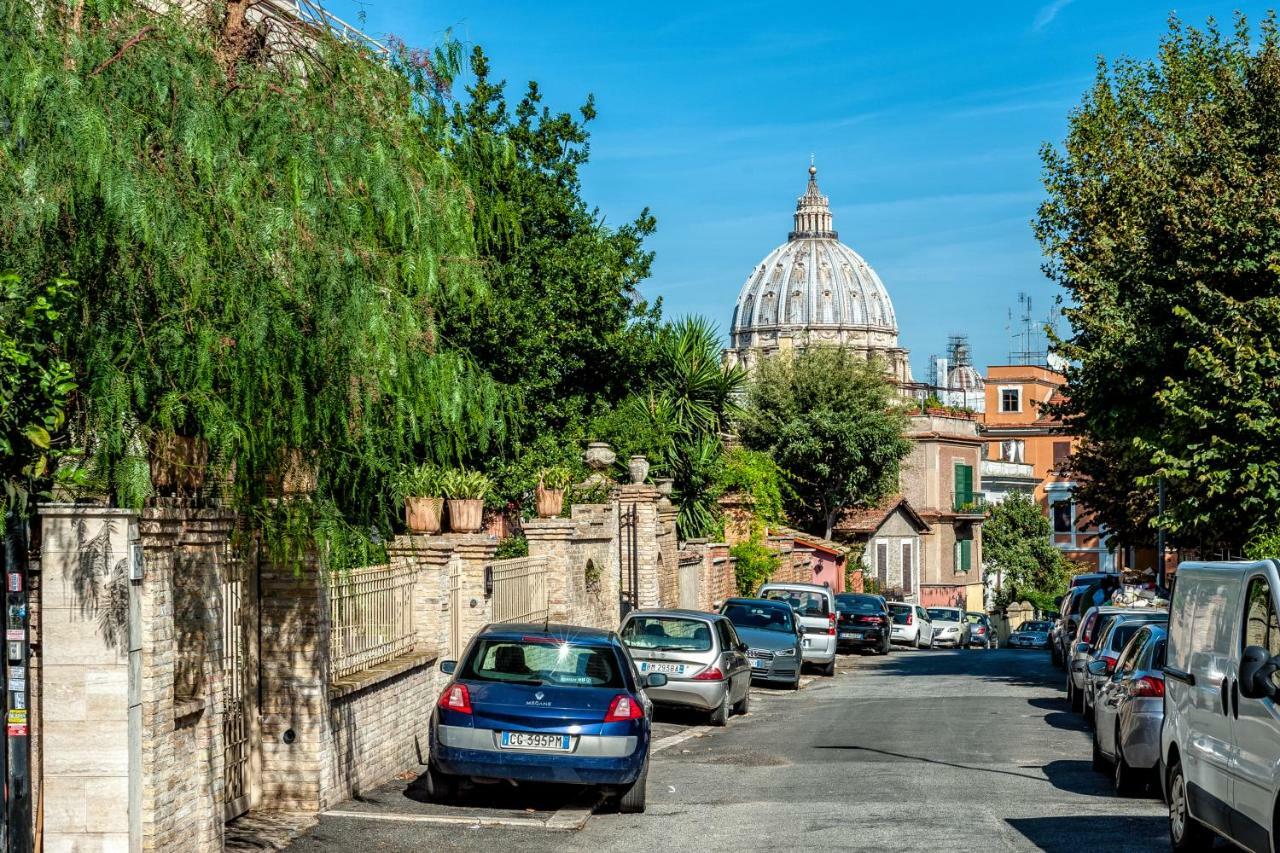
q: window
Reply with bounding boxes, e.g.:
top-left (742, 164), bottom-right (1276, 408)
top-left (1001, 440), bottom-right (1025, 463)
top-left (1052, 441), bottom-right (1071, 469)
top-left (462, 639), bottom-right (625, 688)
top-left (901, 542), bottom-right (913, 594)
top-left (1052, 501), bottom-right (1072, 534)
top-left (1116, 627), bottom-right (1146, 675)
top-left (954, 537), bottom-right (972, 572)
top-left (622, 616), bottom-right (714, 651)
top-left (1000, 388), bottom-right (1021, 412)
top-left (954, 463), bottom-right (974, 505)
top-left (875, 542), bottom-right (888, 586)
top-left (1242, 576), bottom-right (1280, 658)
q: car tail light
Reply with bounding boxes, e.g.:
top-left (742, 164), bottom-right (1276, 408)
top-left (693, 665), bottom-right (725, 681)
top-left (438, 684), bottom-right (472, 714)
top-left (828, 613), bottom-right (837, 635)
top-left (1131, 676), bottom-right (1164, 698)
top-left (604, 694), bottom-right (644, 722)
top-left (905, 613), bottom-right (913, 625)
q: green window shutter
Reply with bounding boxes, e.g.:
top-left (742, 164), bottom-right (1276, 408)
top-left (954, 463), bottom-right (974, 504)
top-left (959, 538), bottom-right (972, 572)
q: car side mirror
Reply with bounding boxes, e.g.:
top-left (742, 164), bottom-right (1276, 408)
top-left (712, 601), bottom-right (721, 611)
top-left (646, 673), bottom-right (668, 688)
top-left (1239, 645), bottom-right (1279, 700)
top-left (1086, 659), bottom-right (1109, 677)
top-left (440, 660), bottom-right (456, 675)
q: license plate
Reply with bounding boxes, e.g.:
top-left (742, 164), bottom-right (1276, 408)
top-left (839, 631), bottom-right (862, 639)
top-left (638, 661), bottom-right (684, 675)
top-left (500, 732), bottom-right (571, 751)
top-left (749, 658), bottom-right (766, 669)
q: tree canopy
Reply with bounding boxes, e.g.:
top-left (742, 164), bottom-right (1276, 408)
top-left (1038, 13), bottom-right (1280, 552)
top-left (738, 349), bottom-right (910, 539)
top-left (983, 493), bottom-right (1072, 613)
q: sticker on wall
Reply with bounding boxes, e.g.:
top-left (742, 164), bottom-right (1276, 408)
top-left (7, 724), bottom-right (27, 737)
top-left (7, 709), bottom-right (26, 725)
top-left (9, 666), bottom-right (23, 680)
top-left (7, 679), bottom-right (24, 694)
top-left (4, 630), bottom-right (22, 642)
top-left (12, 693), bottom-right (24, 710)
top-left (6, 574), bottom-right (19, 592)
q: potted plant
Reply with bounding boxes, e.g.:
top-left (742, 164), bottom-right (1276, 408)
top-left (443, 469), bottom-right (490, 533)
top-left (535, 466), bottom-right (572, 518)
top-left (393, 463), bottom-right (446, 534)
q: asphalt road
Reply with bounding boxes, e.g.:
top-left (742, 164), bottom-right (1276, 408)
top-left (283, 646), bottom-right (1199, 852)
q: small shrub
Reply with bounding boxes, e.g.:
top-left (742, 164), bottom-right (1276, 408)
top-left (494, 535), bottom-right (528, 559)
top-left (731, 539), bottom-right (779, 596)
top-left (391, 463), bottom-right (446, 500)
top-left (537, 466), bottom-right (573, 490)
top-left (442, 469), bottom-right (491, 500)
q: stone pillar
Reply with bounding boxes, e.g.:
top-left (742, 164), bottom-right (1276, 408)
top-left (524, 520), bottom-right (577, 623)
top-left (437, 534), bottom-right (497, 641)
top-left (717, 493), bottom-right (757, 547)
top-left (617, 485), bottom-right (661, 610)
top-left (38, 504), bottom-right (138, 853)
top-left (656, 499), bottom-right (679, 609)
top-left (387, 535), bottom-right (456, 656)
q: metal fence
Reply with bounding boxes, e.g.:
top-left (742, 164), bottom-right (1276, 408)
top-left (489, 556), bottom-right (549, 624)
top-left (329, 562), bottom-right (417, 681)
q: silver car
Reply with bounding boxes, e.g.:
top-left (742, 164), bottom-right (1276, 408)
top-left (759, 582), bottom-right (837, 676)
top-left (1091, 624), bottom-right (1167, 794)
top-left (620, 610), bottom-right (752, 725)
top-left (1008, 620), bottom-right (1053, 649)
top-left (1081, 611), bottom-right (1167, 722)
top-left (926, 607), bottom-right (970, 648)
top-left (1067, 605), bottom-right (1133, 711)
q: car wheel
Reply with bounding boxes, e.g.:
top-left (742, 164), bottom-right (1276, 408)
top-left (1091, 729), bottom-right (1109, 773)
top-left (709, 689), bottom-right (730, 727)
top-left (881, 635), bottom-right (891, 655)
top-left (789, 672), bottom-right (802, 690)
top-left (424, 762), bottom-right (458, 803)
top-left (914, 632), bottom-right (922, 650)
top-left (1069, 679), bottom-right (1083, 712)
top-left (1114, 724), bottom-right (1138, 796)
top-left (1168, 757), bottom-right (1214, 852)
top-left (821, 658), bottom-right (836, 677)
top-left (617, 758), bottom-right (648, 814)
top-left (732, 685), bottom-right (750, 716)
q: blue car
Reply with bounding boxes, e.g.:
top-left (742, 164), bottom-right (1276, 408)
top-left (427, 623), bottom-right (667, 813)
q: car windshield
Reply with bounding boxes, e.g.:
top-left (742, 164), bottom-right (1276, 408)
top-left (621, 616), bottom-right (714, 652)
top-left (764, 589), bottom-right (829, 618)
top-left (1021, 621), bottom-right (1052, 633)
top-left (928, 608), bottom-right (961, 622)
top-left (836, 595), bottom-right (882, 614)
top-left (460, 637), bottom-right (625, 688)
top-left (723, 602), bottom-right (794, 633)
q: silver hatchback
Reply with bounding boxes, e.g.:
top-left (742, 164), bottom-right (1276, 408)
top-left (1091, 624), bottom-right (1167, 794)
top-left (619, 610), bottom-right (752, 725)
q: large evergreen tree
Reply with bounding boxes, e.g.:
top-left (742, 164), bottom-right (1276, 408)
top-left (1038, 14), bottom-right (1280, 552)
top-left (983, 494), bottom-right (1071, 612)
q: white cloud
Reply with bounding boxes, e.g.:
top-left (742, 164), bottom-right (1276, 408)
top-left (1033, 0), bottom-right (1076, 32)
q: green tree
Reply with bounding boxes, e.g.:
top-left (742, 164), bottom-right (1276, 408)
top-left (438, 47), bottom-right (662, 503)
top-left (983, 494), bottom-right (1071, 612)
top-left (739, 349), bottom-right (910, 539)
top-left (1037, 14), bottom-right (1280, 552)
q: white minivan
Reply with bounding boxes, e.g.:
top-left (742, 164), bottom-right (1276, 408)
top-left (759, 582), bottom-right (837, 676)
top-left (1162, 559), bottom-right (1280, 853)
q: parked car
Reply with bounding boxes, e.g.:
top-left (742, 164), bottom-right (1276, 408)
top-left (619, 609), bottom-right (752, 726)
top-left (1163, 559), bottom-right (1280, 853)
top-left (1081, 611), bottom-right (1168, 722)
top-left (965, 612), bottom-right (997, 649)
top-left (927, 607), bottom-right (970, 648)
top-left (834, 593), bottom-right (892, 655)
top-left (1067, 604), bottom-right (1132, 712)
top-left (1051, 588), bottom-right (1088, 668)
top-left (1091, 624), bottom-right (1167, 794)
top-left (759, 582), bottom-right (838, 676)
top-left (427, 623), bottom-right (663, 813)
top-left (888, 602), bottom-right (935, 648)
top-left (720, 597), bottom-right (804, 689)
top-left (1007, 620), bottom-right (1053, 649)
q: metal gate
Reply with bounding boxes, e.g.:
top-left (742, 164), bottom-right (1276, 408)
top-left (221, 551), bottom-right (259, 821)
top-left (678, 561), bottom-right (700, 610)
top-left (448, 559), bottom-right (463, 659)
top-left (488, 557), bottom-right (548, 624)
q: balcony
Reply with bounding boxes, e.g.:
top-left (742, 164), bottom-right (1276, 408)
top-left (952, 492), bottom-right (988, 516)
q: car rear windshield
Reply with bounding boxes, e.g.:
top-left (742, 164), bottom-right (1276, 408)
top-left (965, 613), bottom-right (988, 624)
top-left (723, 602), bottom-right (794, 633)
top-left (764, 589), bottom-right (829, 618)
top-left (461, 638), bottom-right (625, 688)
top-left (836, 595), bottom-right (882, 614)
top-left (1109, 622), bottom-right (1161, 652)
top-left (621, 616), bottom-right (714, 652)
top-left (928, 608), bottom-right (961, 622)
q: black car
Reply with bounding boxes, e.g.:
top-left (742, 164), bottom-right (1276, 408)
top-left (834, 593), bottom-right (891, 655)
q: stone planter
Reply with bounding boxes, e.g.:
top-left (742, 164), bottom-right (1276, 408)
top-left (404, 496), bottom-right (444, 534)
top-left (447, 499), bottom-right (484, 533)
top-left (148, 432), bottom-right (209, 495)
top-left (534, 486), bottom-right (565, 519)
top-left (628, 455), bottom-right (650, 485)
top-left (654, 477), bottom-right (674, 497)
top-left (584, 441), bottom-right (617, 472)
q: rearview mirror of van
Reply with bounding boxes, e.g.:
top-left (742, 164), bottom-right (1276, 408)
top-left (1239, 645), bottom-right (1280, 700)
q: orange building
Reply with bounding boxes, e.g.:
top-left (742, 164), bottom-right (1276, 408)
top-left (980, 365), bottom-right (1112, 571)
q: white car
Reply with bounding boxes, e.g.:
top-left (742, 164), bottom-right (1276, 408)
top-left (927, 607), bottom-right (970, 648)
top-left (1162, 559), bottom-right (1280, 853)
top-left (888, 602), bottom-right (935, 649)
top-left (759, 582), bottom-right (837, 676)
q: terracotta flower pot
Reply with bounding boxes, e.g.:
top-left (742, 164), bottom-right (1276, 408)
top-left (535, 486), bottom-right (565, 519)
top-left (447, 499), bottom-right (484, 533)
top-left (405, 496), bottom-right (444, 534)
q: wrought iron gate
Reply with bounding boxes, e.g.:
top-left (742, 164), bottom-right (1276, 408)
top-left (448, 559), bottom-right (463, 659)
top-left (221, 550), bottom-right (259, 821)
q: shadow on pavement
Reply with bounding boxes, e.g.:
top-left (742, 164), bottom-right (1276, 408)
top-left (812, 744), bottom-right (1045, 783)
top-left (1005, 815), bottom-right (1190, 852)
top-left (1041, 759), bottom-right (1120, 797)
top-left (1043, 711), bottom-right (1089, 732)
top-left (402, 771), bottom-right (590, 814)
top-left (1027, 696), bottom-right (1066, 711)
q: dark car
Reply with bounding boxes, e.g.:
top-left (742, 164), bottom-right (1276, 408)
top-left (834, 593), bottom-right (891, 654)
top-left (719, 597), bottom-right (804, 689)
top-left (427, 623), bottom-right (665, 813)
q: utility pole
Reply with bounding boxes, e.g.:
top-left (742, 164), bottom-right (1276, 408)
top-left (2, 511), bottom-right (31, 853)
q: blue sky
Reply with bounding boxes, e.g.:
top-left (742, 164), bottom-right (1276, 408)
top-left (329, 0), bottom-right (1273, 377)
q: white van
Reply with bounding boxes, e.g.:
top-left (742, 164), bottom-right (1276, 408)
top-left (1162, 559), bottom-right (1280, 853)
top-left (758, 582), bottom-right (837, 676)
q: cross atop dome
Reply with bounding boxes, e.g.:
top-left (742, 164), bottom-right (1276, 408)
top-left (790, 162), bottom-right (837, 241)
